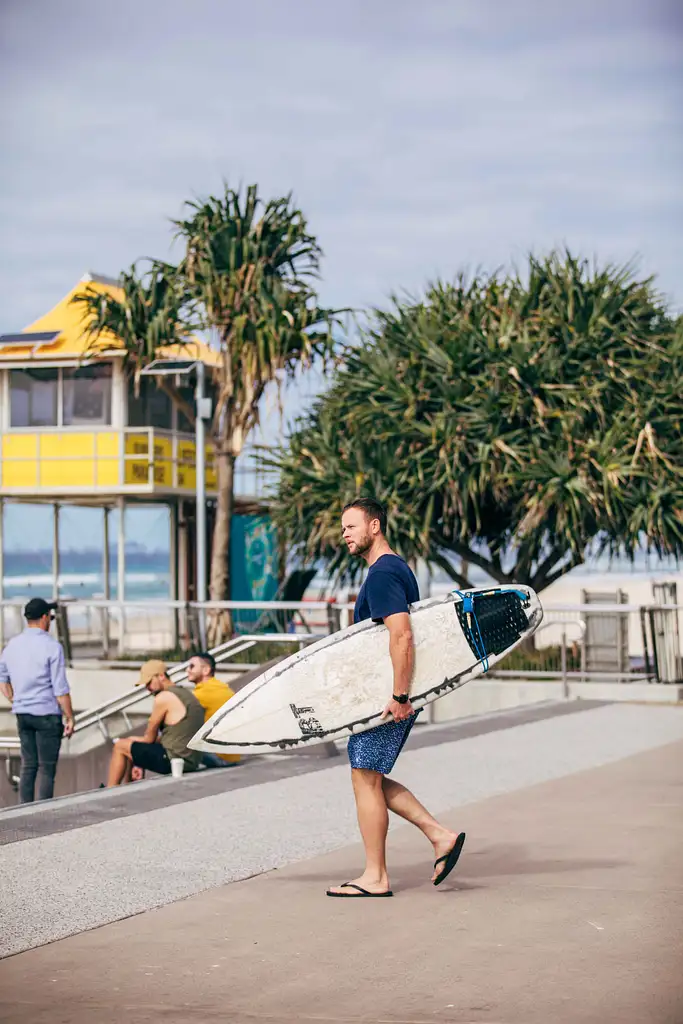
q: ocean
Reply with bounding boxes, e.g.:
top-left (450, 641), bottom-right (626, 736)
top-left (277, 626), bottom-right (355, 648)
top-left (2, 549), bottom-right (171, 602)
top-left (2, 548), bottom-right (679, 606)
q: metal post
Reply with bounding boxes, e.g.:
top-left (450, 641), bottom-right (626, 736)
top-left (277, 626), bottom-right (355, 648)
top-left (103, 508), bottom-right (111, 600)
top-left (102, 507), bottom-right (111, 658)
top-left (117, 497), bottom-right (126, 655)
top-left (323, 602), bottom-right (342, 759)
top-left (561, 627), bottom-right (568, 699)
top-left (640, 607), bottom-right (652, 680)
top-left (195, 362), bottom-right (207, 648)
top-left (0, 498), bottom-right (4, 649)
top-left (649, 609), bottom-right (661, 683)
top-left (170, 500), bottom-right (179, 651)
top-left (52, 504), bottom-right (60, 601)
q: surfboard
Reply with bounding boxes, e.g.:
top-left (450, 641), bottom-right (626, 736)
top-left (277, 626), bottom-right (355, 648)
top-left (189, 585), bottom-right (543, 755)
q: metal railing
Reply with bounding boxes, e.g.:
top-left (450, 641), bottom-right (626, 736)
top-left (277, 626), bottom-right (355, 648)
top-left (0, 598), bottom-right (353, 659)
top-left (1, 597), bottom-right (681, 777)
top-left (0, 597), bottom-right (681, 675)
top-left (0, 632), bottom-right (318, 756)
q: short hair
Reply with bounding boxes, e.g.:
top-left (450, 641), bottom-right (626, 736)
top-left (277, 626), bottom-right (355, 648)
top-left (193, 651), bottom-right (216, 675)
top-left (342, 497), bottom-right (387, 535)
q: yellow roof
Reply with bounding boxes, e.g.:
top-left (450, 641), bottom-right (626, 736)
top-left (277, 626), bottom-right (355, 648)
top-left (1, 273), bottom-right (221, 367)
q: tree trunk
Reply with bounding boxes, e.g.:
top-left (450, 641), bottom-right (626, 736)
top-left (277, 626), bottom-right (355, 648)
top-left (207, 446), bottom-right (235, 646)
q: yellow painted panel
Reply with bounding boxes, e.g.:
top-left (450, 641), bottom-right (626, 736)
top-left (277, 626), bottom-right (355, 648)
top-left (177, 439), bottom-right (196, 490)
top-left (96, 432), bottom-right (120, 486)
top-left (40, 432), bottom-right (95, 457)
top-left (205, 445), bottom-right (217, 491)
top-left (96, 461), bottom-right (119, 487)
top-left (41, 459), bottom-right (95, 488)
top-left (96, 432), bottom-right (119, 457)
top-left (92, 434), bottom-right (113, 486)
top-left (152, 436), bottom-right (172, 487)
top-left (2, 434), bottom-right (39, 458)
top-left (39, 432), bottom-right (96, 488)
top-left (2, 434), bottom-right (39, 488)
top-left (123, 432), bottom-right (172, 489)
top-left (124, 432), bottom-right (151, 486)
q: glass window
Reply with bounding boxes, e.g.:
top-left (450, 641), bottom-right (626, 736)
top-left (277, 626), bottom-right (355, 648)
top-left (126, 377), bottom-right (172, 429)
top-left (177, 384), bottom-right (195, 433)
top-left (62, 364), bottom-right (112, 425)
top-left (10, 369), bottom-right (58, 427)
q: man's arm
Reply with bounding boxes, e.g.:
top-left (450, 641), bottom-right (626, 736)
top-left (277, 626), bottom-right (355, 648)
top-left (0, 652), bottom-right (12, 704)
top-left (141, 693), bottom-right (169, 744)
top-left (57, 694), bottom-right (75, 737)
top-left (381, 612), bottom-right (415, 722)
top-left (49, 644), bottom-right (74, 736)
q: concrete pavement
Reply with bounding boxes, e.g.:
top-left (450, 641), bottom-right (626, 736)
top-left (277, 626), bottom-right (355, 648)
top-left (2, 703), bottom-right (683, 958)
top-left (0, 730), bottom-right (681, 1023)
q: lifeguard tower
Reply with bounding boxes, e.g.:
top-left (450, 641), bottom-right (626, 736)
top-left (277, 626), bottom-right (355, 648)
top-left (0, 272), bottom-right (268, 615)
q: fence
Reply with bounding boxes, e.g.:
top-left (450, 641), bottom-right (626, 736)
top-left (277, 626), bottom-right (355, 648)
top-left (0, 596), bottom-right (680, 684)
top-left (0, 632), bottom-right (326, 769)
top-left (0, 597), bottom-right (350, 661)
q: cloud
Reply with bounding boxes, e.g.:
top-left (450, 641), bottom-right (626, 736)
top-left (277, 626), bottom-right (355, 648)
top-left (0, 0), bottom-right (681, 334)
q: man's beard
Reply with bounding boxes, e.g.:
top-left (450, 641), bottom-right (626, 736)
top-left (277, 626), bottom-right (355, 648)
top-left (351, 534), bottom-right (373, 556)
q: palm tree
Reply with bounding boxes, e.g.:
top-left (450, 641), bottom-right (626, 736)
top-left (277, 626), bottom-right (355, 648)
top-left (71, 264), bottom-right (194, 422)
top-left (173, 183), bottom-right (340, 642)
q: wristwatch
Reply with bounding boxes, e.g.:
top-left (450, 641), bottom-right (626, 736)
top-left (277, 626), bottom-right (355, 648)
top-left (392, 693), bottom-right (410, 704)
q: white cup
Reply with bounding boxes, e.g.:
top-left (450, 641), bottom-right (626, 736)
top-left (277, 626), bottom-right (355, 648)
top-left (170, 758), bottom-right (185, 779)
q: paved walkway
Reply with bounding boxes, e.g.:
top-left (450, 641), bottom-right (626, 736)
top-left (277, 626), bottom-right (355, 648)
top-left (1, 702), bottom-right (682, 1023)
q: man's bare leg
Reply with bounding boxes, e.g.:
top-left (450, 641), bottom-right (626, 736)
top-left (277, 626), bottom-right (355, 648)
top-left (382, 777), bottom-right (462, 882)
top-left (327, 768), bottom-right (390, 894)
top-left (107, 738), bottom-right (134, 787)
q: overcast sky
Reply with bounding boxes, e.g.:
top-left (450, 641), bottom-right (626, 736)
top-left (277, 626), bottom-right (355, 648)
top-left (1, 0), bottom-right (681, 326)
top-left (1, 0), bottom-right (681, 551)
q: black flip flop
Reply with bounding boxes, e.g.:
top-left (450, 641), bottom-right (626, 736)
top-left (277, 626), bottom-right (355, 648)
top-left (326, 883), bottom-right (393, 898)
top-left (433, 832), bottom-right (466, 886)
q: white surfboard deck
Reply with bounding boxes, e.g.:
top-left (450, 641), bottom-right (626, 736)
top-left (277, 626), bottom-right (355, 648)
top-left (189, 585), bottom-right (543, 755)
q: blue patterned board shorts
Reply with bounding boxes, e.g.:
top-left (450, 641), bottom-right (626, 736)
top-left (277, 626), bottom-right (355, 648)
top-left (347, 710), bottom-right (422, 774)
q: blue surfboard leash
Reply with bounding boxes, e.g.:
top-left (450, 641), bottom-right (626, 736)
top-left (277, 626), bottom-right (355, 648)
top-left (454, 590), bottom-right (490, 672)
top-left (453, 587), bottom-right (528, 674)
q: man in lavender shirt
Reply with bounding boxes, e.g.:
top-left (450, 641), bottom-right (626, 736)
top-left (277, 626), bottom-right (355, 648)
top-left (0, 598), bottom-right (74, 803)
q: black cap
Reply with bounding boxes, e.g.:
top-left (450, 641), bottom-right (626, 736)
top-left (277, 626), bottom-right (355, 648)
top-left (24, 598), bottom-right (57, 620)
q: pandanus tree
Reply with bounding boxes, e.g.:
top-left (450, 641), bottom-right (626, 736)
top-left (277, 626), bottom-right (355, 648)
top-left (72, 264), bottom-right (195, 423)
top-left (266, 252), bottom-right (683, 591)
top-left (172, 184), bottom-right (341, 641)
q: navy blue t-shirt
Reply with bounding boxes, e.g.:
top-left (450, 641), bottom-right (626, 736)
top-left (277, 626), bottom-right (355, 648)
top-left (353, 554), bottom-right (420, 624)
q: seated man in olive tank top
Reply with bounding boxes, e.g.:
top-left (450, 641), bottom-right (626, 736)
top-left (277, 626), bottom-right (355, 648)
top-left (106, 659), bottom-right (205, 786)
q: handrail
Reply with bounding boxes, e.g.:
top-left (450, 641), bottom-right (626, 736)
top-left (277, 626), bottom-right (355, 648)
top-left (0, 633), bottom-right (318, 754)
top-left (0, 598), bottom-right (681, 613)
top-left (0, 598), bottom-right (355, 611)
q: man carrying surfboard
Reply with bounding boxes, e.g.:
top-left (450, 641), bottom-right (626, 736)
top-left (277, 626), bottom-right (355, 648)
top-left (326, 498), bottom-right (466, 898)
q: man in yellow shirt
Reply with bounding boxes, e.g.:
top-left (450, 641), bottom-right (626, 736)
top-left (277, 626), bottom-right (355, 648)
top-left (186, 652), bottom-right (240, 766)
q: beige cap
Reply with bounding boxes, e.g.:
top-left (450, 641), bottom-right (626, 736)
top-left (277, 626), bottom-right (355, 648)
top-left (136, 659), bottom-right (168, 687)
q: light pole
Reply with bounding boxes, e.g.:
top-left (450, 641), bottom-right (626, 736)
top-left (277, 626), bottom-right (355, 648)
top-left (194, 361), bottom-right (213, 647)
top-left (139, 359), bottom-right (212, 645)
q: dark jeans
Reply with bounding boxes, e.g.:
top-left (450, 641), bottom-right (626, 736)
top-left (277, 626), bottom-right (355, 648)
top-left (16, 713), bottom-right (64, 803)
top-left (202, 753), bottom-right (238, 769)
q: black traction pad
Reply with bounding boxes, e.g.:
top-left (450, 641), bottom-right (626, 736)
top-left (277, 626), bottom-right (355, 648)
top-left (455, 590), bottom-right (531, 659)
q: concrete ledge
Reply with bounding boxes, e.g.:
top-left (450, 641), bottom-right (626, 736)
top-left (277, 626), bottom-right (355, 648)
top-left (569, 681), bottom-right (683, 703)
top-left (432, 677), bottom-right (682, 723)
